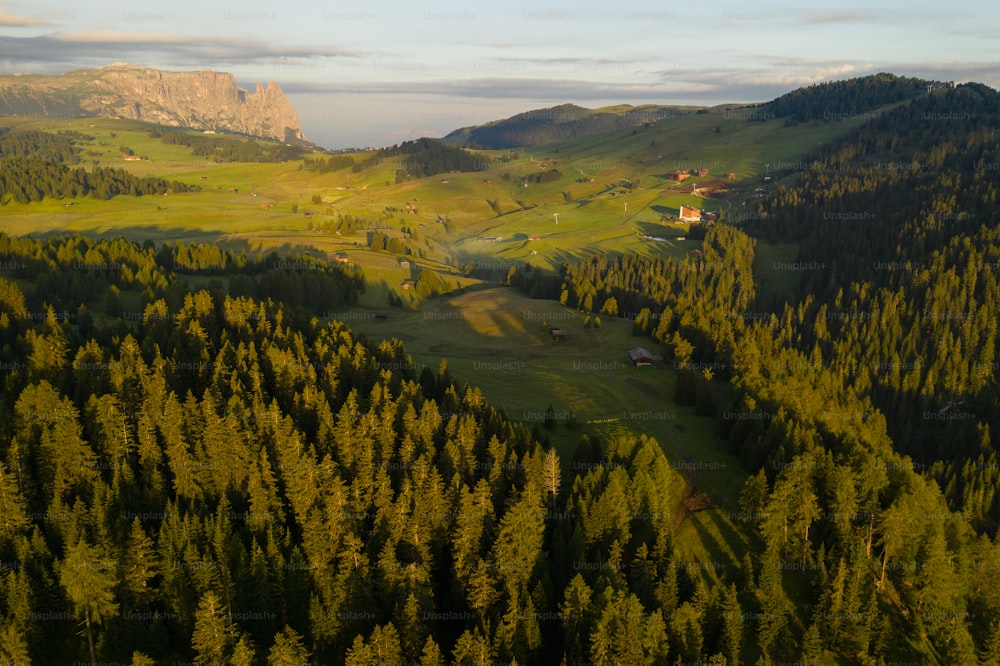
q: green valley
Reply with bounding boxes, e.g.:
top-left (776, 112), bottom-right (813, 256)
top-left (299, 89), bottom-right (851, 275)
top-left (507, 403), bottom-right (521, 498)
top-left (1, 72), bottom-right (999, 666)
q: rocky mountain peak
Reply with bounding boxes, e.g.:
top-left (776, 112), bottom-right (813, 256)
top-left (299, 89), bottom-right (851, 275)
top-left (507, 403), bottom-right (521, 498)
top-left (0, 63), bottom-right (308, 144)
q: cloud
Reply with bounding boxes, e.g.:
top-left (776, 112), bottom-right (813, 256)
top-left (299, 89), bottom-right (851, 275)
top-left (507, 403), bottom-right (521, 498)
top-left (281, 73), bottom-right (789, 104)
top-left (0, 31), bottom-right (358, 70)
top-left (0, 8), bottom-right (48, 26)
top-left (720, 11), bottom-right (782, 27)
top-left (281, 56), bottom-right (1000, 116)
top-left (881, 61), bottom-right (1000, 86)
top-left (752, 57), bottom-right (1000, 89)
top-left (647, 58), bottom-right (1000, 102)
top-left (281, 77), bottom-right (677, 101)
top-left (465, 55), bottom-right (641, 77)
top-left (804, 10), bottom-right (873, 23)
top-left (651, 59), bottom-right (873, 89)
top-left (52, 31), bottom-right (194, 44)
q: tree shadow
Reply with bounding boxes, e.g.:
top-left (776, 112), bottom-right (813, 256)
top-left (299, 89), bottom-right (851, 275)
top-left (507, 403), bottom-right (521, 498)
top-left (27, 226), bottom-right (340, 261)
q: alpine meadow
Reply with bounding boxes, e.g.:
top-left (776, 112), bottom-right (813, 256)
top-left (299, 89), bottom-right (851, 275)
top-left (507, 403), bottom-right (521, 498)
top-left (1, 47), bottom-right (1000, 666)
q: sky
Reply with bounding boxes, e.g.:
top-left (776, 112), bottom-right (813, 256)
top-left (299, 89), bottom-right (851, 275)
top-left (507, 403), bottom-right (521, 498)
top-left (0, 0), bottom-right (998, 149)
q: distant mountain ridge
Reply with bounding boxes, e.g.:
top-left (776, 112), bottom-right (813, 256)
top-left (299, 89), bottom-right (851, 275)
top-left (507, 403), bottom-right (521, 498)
top-left (443, 103), bottom-right (696, 148)
top-left (444, 74), bottom-right (957, 149)
top-left (0, 62), bottom-right (307, 143)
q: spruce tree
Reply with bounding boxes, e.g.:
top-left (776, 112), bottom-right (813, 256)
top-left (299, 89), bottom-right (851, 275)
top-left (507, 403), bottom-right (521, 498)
top-left (59, 540), bottom-right (120, 666)
top-left (191, 590), bottom-right (236, 665)
top-left (267, 626), bottom-right (311, 666)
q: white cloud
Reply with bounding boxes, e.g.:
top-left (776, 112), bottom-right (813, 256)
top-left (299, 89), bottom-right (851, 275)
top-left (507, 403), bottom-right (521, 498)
top-left (652, 60), bottom-right (874, 90)
top-left (51, 31), bottom-right (194, 44)
top-left (0, 32), bottom-right (359, 69)
top-left (0, 8), bottom-right (48, 26)
top-left (804, 10), bottom-right (874, 23)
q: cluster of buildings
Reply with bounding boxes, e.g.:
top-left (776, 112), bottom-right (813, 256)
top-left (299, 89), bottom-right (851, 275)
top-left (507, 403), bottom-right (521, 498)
top-left (667, 168), bottom-right (737, 182)
top-left (667, 167), bottom-right (718, 181)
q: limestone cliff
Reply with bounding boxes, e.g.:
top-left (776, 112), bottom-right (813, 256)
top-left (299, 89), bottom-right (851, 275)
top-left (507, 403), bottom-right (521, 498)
top-left (0, 63), bottom-right (307, 143)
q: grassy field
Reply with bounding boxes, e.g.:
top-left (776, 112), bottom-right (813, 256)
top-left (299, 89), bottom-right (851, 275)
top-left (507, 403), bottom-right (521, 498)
top-left (754, 241), bottom-right (803, 304)
top-left (339, 286), bottom-right (755, 582)
top-left (0, 109), bottom-right (870, 276)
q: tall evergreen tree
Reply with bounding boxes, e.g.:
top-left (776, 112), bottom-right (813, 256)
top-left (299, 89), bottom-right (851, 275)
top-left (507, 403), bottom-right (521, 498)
top-left (267, 626), bottom-right (311, 666)
top-left (191, 590), bottom-right (237, 665)
top-left (59, 540), bottom-right (120, 666)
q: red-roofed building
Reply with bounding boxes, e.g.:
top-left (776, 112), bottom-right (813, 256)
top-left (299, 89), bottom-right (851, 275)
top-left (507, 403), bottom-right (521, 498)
top-left (679, 205), bottom-right (702, 223)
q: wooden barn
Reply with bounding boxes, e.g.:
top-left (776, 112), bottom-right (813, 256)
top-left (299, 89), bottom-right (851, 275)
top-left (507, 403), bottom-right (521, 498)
top-left (628, 347), bottom-right (660, 367)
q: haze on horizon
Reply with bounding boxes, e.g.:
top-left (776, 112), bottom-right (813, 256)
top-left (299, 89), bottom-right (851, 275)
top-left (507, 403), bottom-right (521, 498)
top-left (0, 0), bottom-right (997, 149)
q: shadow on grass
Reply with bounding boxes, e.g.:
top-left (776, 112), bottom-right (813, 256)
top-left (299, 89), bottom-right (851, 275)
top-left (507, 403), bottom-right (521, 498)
top-left (682, 505), bottom-right (763, 579)
top-left (650, 204), bottom-right (676, 217)
top-left (31, 225), bottom-right (222, 244)
top-left (634, 221), bottom-right (681, 237)
top-left (29, 226), bottom-right (356, 262)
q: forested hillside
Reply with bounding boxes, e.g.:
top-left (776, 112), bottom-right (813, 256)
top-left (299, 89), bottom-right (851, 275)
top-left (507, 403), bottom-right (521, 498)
top-left (760, 72), bottom-right (933, 122)
top-left (0, 127), bottom-right (195, 203)
top-left (356, 139), bottom-right (486, 182)
top-left (502, 77), bottom-right (1000, 664)
top-left (747, 80), bottom-right (1000, 520)
top-left (508, 224), bottom-right (1000, 663)
top-left (153, 128), bottom-right (306, 163)
top-left (0, 235), bottom-right (736, 665)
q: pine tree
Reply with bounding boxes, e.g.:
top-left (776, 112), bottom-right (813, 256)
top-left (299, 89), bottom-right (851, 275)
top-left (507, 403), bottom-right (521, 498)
top-left (451, 628), bottom-right (495, 666)
top-left (120, 518), bottom-right (159, 611)
top-left (395, 591), bottom-right (428, 658)
top-left (419, 635), bottom-right (446, 666)
top-left (129, 652), bottom-right (155, 666)
top-left (543, 448), bottom-right (561, 508)
top-left (0, 622), bottom-right (31, 666)
top-left (589, 588), bottom-right (667, 665)
top-left (3, 566), bottom-right (34, 651)
top-left (59, 539), bottom-right (120, 666)
top-left (268, 626), bottom-right (311, 666)
top-left (980, 619), bottom-right (1000, 666)
top-left (0, 462), bottom-right (29, 545)
top-left (738, 468), bottom-right (768, 526)
top-left (491, 492), bottom-right (545, 606)
top-left (191, 590), bottom-right (236, 665)
top-left (231, 636), bottom-right (256, 666)
top-left (755, 550), bottom-right (793, 662)
top-left (15, 381), bottom-right (97, 507)
top-left (801, 621), bottom-right (823, 663)
top-left (669, 602), bottom-right (703, 664)
top-left (720, 583), bottom-right (743, 666)
top-left (942, 624), bottom-right (978, 666)
top-left (348, 623), bottom-right (403, 665)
